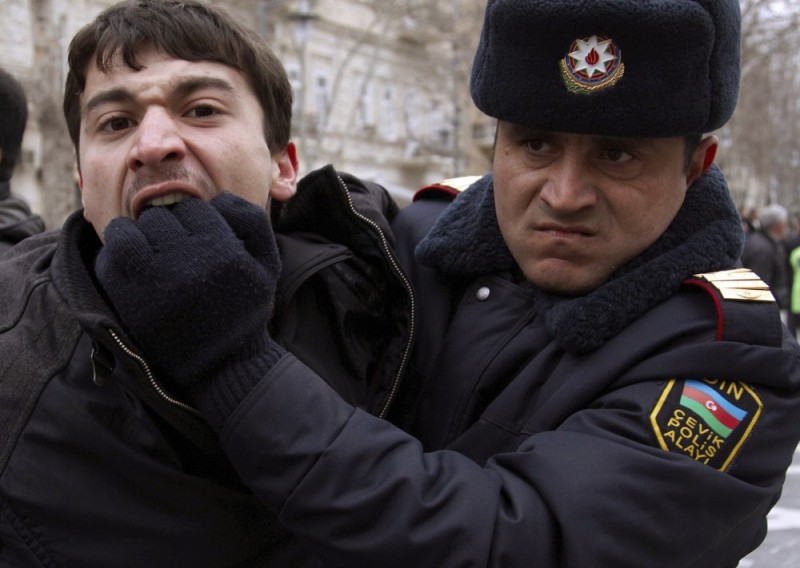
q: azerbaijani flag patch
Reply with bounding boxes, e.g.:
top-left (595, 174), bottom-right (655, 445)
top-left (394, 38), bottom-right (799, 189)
top-left (650, 379), bottom-right (763, 471)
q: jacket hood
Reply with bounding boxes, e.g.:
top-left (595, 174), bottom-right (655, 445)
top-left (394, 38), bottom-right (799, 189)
top-left (416, 165), bottom-right (744, 353)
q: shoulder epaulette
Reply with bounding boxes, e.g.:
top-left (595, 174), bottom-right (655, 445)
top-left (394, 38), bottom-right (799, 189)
top-left (413, 176), bottom-right (482, 202)
top-left (687, 268), bottom-right (775, 303)
top-left (683, 268), bottom-right (782, 345)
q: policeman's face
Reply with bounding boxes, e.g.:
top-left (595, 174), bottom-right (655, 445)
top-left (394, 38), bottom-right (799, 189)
top-left (492, 122), bottom-right (715, 295)
top-left (77, 45), bottom-right (297, 241)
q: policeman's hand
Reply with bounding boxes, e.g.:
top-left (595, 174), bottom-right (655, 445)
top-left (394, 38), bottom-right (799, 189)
top-left (94, 193), bottom-right (286, 425)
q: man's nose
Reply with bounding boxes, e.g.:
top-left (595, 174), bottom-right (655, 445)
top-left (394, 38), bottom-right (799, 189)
top-left (127, 109), bottom-right (186, 170)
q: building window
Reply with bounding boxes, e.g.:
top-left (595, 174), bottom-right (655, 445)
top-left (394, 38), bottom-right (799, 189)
top-left (314, 71), bottom-right (332, 130)
top-left (404, 91), bottom-right (421, 140)
top-left (429, 100), bottom-right (453, 149)
top-left (380, 85), bottom-right (397, 141)
top-left (356, 78), bottom-right (375, 132)
top-left (285, 62), bottom-right (302, 116)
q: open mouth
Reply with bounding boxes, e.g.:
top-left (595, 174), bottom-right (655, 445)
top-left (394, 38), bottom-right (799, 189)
top-left (145, 192), bottom-right (188, 208)
top-left (137, 192), bottom-right (189, 216)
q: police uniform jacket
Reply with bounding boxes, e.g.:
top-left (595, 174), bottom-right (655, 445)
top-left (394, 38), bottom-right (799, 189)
top-left (202, 166), bottom-right (800, 567)
top-left (0, 165), bottom-right (411, 566)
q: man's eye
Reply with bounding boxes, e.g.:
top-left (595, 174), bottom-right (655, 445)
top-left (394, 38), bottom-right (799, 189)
top-left (189, 105), bottom-right (217, 118)
top-left (102, 116), bottom-right (132, 132)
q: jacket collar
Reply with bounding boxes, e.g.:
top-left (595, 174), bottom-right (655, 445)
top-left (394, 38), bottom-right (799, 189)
top-left (272, 164), bottom-right (398, 242)
top-left (51, 212), bottom-right (119, 328)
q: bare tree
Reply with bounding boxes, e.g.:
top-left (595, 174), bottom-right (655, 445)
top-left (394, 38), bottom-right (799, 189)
top-left (717, 0), bottom-right (800, 214)
top-left (30, 0), bottom-right (79, 230)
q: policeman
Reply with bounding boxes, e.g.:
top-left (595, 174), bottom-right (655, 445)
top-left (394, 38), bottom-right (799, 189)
top-left (88, 0), bottom-right (800, 566)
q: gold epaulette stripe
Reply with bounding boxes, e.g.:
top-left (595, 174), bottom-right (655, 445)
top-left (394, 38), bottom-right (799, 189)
top-left (435, 176), bottom-right (482, 193)
top-left (692, 268), bottom-right (775, 302)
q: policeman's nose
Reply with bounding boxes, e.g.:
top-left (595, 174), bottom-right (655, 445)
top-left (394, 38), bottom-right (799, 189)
top-left (539, 157), bottom-right (598, 213)
top-left (127, 110), bottom-right (186, 170)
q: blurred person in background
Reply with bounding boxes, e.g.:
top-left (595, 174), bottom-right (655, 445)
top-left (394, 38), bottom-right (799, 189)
top-left (785, 212), bottom-right (800, 338)
top-left (0, 66), bottom-right (45, 254)
top-left (741, 203), bottom-right (791, 312)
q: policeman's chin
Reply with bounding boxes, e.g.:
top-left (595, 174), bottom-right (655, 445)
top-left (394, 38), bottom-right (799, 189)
top-left (523, 260), bottom-right (613, 297)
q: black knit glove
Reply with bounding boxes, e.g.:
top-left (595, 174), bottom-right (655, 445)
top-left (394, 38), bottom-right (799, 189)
top-left (94, 193), bottom-right (286, 428)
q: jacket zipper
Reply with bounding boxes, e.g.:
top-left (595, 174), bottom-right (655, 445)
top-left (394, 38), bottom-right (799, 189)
top-left (107, 327), bottom-right (202, 417)
top-left (337, 174), bottom-right (416, 418)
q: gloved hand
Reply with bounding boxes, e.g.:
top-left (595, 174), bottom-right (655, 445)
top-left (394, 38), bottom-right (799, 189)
top-left (94, 192), bottom-right (286, 428)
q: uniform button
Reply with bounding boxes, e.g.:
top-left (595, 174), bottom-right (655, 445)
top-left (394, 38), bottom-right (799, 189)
top-left (476, 286), bottom-right (491, 301)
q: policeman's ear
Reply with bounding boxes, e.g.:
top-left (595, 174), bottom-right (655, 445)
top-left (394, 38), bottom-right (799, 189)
top-left (686, 135), bottom-right (718, 186)
top-left (268, 142), bottom-right (298, 203)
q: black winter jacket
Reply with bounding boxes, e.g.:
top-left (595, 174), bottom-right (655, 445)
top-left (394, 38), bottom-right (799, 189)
top-left (198, 167), bottom-right (800, 567)
top-left (0, 166), bottom-right (410, 566)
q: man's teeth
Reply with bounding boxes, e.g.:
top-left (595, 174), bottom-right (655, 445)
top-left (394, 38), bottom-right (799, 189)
top-left (147, 193), bottom-right (187, 207)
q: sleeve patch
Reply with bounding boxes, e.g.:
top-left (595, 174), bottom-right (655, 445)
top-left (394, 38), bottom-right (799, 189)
top-left (650, 378), bottom-right (763, 471)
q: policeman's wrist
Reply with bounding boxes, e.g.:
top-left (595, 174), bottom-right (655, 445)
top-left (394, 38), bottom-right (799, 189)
top-left (192, 336), bottom-right (287, 432)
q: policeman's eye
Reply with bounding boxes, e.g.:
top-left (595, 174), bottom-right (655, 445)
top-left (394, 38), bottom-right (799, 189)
top-left (524, 139), bottom-right (550, 153)
top-left (603, 148), bottom-right (634, 163)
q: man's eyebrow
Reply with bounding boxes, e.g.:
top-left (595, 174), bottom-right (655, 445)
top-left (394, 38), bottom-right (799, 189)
top-left (171, 76), bottom-right (237, 100)
top-left (84, 88), bottom-right (135, 116)
top-left (83, 76), bottom-right (237, 116)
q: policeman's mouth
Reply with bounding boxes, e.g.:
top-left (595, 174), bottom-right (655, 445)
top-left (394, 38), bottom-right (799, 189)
top-left (534, 223), bottom-right (595, 240)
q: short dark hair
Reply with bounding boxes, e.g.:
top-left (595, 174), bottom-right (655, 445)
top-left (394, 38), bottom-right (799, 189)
top-left (0, 67), bottom-right (28, 182)
top-left (63, 0), bottom-right (292, 156)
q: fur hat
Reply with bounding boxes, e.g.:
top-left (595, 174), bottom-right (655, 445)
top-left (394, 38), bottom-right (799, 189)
top-left (470, 0), bottom-right (741, 137)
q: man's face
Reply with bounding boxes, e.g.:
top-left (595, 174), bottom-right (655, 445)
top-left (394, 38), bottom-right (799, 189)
top-left (493, 122), bottom-right (713, 295)
top-left (78, 45), bottom-right (297, 241)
